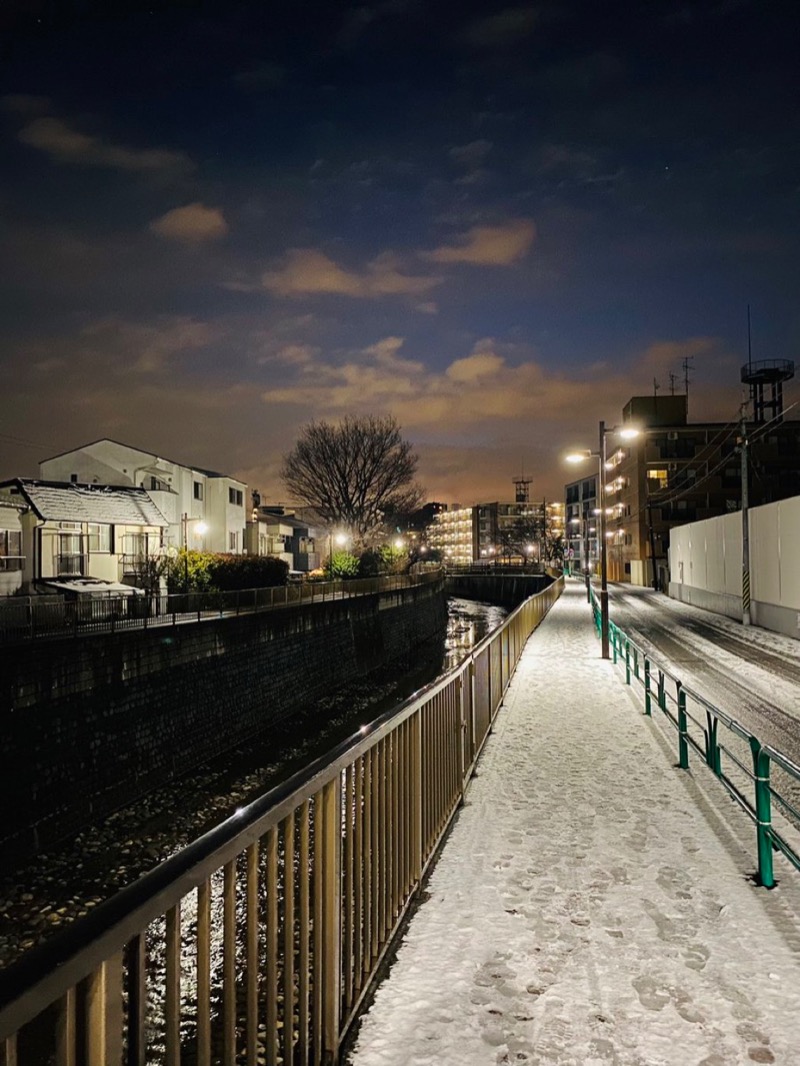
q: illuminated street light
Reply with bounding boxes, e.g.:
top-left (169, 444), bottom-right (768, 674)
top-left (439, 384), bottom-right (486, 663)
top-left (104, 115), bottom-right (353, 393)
top-left (181, 513), bottom-right (208, 591)
top-left (564, 423), bottom-right (639, 659)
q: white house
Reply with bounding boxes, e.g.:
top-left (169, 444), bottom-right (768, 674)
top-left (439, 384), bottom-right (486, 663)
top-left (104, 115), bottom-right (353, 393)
top-left (0, 479), bottom-right (169, 595)
top-left (39, 439), bottom-right (247, 556)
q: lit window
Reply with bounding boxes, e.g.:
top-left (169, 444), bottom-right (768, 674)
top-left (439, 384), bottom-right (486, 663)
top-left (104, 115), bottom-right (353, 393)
top-left (647, 469), bottom-right (669, 490)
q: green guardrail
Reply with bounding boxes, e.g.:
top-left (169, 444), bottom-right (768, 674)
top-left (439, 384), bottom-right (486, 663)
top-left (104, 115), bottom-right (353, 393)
top-left (589, 585), bottom-right (800, 889)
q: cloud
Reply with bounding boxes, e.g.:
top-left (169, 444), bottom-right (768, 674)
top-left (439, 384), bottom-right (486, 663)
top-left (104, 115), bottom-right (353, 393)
top-left (1, 94), bottom-right (51, 115)
top-left (448, 139), bottom-right (493, 169)
top-left (81, 316), bottom-right (220, 373)
top-left (149, 203), bottom-right (229, 243)
top-left (459, 6), bottom-right (539, 49)
top-left (262, 248), bottom-right (442, 298)
top-left (422, 219), bottom-right (536, 266)
top-left (18, 116), bottom-right (191, 172)
top-left (233, 63), bottom-right (286, 91)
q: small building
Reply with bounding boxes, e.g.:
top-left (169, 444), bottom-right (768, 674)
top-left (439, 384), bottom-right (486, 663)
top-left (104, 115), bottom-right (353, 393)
top-left (39, 439), bottom-right (247, 556)
top-left (245, 500), bottom-right (322, 573)
top-left (0, 479), bottom-right (169, 595)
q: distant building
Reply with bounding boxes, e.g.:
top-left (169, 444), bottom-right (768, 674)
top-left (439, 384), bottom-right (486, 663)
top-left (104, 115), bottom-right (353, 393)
top-left (39, 439), bottom-right (247, 556)
top-left (0, 478), bottom-right (168, 595)
top-left (245, 498), bottom-right (322, 572)
top-left (425, 499), bottom-right (564, 564)
top-left (564, 474), bottom-right (598, 573)
top-left (601, 392), bottom-right (800, 588)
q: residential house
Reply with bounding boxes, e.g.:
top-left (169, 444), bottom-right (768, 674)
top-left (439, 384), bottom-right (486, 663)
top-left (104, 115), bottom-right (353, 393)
top-left (0, 479), bottom-right (169, 594)
top-left (245, 499), bottom-right (322, 572)
top-left (39, 439), bottom-right (247, 555)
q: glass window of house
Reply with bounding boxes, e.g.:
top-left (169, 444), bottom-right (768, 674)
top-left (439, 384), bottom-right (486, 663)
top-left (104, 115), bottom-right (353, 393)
top-left (87, 523), bottom-right (111, 552)
top-left (193, 481), bottom-right (204, 500)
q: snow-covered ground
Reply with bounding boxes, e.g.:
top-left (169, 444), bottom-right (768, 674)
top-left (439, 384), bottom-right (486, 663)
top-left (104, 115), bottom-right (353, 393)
top-left (347, 581), bottom-right (800, 1066)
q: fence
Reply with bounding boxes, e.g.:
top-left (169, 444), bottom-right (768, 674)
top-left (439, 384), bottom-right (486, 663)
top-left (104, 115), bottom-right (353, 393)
top-left (0, 571), bottom-right (443, 644)
top-left (0, 577), bottom-right (563, 1064)
top-left (589, 587), bottom-right (800, 889)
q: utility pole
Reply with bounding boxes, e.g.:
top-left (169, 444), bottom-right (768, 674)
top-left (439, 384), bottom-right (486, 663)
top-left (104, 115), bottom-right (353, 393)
top-left (646, 500), bottom-right (659, 591)
top-left (740, 407), bottom-right (751, 626)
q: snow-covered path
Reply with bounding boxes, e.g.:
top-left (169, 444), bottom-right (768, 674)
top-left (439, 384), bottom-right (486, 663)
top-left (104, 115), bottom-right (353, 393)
top-left (347, 581), bottom-right (800, 1066)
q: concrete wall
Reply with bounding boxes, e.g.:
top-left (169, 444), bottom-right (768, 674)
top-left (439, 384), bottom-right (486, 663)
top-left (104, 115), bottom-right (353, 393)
top-left (445, 572), bottom-right (550, 608)
top-left (668, 496), bottom-right (800, 637)
top-left (0, 580), bottom-right (447, 867)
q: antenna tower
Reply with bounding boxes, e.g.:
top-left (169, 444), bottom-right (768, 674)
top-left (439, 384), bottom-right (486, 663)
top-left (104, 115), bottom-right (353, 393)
top-left (512, 476), bottom-right (532, 504)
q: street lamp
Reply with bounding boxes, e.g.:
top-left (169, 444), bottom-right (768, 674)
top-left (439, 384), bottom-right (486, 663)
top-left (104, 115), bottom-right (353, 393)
top-left (566, 422), bottom-right (639, 659)
top-left (328, 531), bottom-right (348, 577)
top-left (181, 513), bottom-right (208, 590)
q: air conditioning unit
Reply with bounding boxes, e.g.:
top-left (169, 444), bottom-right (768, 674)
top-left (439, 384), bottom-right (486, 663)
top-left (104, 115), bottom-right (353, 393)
top-left (668, 431), bottom-right (678, 441)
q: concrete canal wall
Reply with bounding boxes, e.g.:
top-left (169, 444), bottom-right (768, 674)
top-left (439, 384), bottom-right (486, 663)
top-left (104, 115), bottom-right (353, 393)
top-left (0, 580), bottom-right (447, 867)
top-left (445, 571), bottom-right (551, 608)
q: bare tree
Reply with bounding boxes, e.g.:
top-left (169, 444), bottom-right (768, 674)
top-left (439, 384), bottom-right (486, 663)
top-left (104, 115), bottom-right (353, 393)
top-left (281, 416), bottom-right (423, 545)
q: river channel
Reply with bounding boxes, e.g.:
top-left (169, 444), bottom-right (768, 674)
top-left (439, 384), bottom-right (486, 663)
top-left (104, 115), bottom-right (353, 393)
top-left (0, 596), bottom-right (507, 971)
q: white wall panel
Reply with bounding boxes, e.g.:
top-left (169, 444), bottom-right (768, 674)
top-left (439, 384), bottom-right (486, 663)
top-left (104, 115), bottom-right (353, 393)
top-left (778, 497), bottom-right (800, 609)
top-left (751, 504), bottom-right (780, 605)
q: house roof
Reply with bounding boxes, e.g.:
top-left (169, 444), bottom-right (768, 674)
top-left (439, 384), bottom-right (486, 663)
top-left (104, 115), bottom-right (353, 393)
top-left (0, 479), bottom-right (169, 526)
top-left (39, 437), bottom-right (243, 483)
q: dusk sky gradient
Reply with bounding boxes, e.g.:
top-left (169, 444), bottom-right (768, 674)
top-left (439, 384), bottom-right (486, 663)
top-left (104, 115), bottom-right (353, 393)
top-left (1, 0), bottom-right (798, 503)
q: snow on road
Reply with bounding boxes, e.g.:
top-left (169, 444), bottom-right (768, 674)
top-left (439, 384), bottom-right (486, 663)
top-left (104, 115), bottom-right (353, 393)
top-left (347, 581), bottom-right (800, 1066)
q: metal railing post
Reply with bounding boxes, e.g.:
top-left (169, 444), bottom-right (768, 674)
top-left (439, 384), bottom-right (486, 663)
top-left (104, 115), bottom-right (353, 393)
top-left (625, 639), bottom-right (630, 684)
top-left (644, 658), bottom-right (651, 716)
top-left (658, 669), bottom-right (665, 712)
top-left (750, 739), bottom-right (775, 889)
top-left (321, 777), bottom-right (343, 1060)
top-left (677, 682), bottom-right (689, 770)
top-left (705, 711), bottom-right (721, 775)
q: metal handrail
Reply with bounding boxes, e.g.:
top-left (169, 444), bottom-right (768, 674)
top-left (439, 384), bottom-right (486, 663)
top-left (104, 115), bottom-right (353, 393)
top-left (589, 584), bottom-right (800, 888)
top-left (0, 578), bottom-right (564, 1061)
top-left (0, 569), bottom-right (444, 644)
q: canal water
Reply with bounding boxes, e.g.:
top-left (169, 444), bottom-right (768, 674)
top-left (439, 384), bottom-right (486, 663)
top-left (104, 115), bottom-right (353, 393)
top-left (0, 597), bottom-right (507, 971)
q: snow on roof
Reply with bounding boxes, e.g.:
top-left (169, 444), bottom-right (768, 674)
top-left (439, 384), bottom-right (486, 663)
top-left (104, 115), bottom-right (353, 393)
top-left (3, 479), bottom-right (169, 526)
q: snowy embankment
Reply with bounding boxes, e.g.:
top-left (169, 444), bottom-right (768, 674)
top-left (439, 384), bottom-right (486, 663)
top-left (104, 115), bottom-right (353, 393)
top-left (347, 581), bottom-right (800, 1066)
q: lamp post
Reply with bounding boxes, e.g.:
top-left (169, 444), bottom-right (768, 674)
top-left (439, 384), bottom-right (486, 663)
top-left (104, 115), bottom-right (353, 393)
top-left (566, 422), bottom-right (639, 659)
top-left (181, 513), bottom-right (208, 591)
top-left (328, 531), bottom-right (348, 577)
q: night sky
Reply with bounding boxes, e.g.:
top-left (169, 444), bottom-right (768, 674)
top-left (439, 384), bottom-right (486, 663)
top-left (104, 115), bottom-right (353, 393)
top-left (1, 0), bottom-right (798, 503)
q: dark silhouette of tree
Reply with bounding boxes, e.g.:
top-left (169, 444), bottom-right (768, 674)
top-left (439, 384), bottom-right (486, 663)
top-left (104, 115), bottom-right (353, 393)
top-left (281, 416), bottom-right (423, 545)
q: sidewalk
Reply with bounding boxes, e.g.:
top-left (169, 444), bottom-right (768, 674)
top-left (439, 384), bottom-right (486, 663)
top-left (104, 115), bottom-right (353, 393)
top-left (347, 581), bottom-right (800, 1066)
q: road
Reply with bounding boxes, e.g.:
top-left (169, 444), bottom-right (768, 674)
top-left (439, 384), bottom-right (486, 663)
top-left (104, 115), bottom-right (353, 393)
top-left (605, 582), bottom-right (800, 765)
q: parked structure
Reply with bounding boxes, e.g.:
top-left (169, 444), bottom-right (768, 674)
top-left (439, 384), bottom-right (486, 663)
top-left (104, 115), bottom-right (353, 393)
top-left (0, 479), bottom-right (168, 595)
top-left (596, 393), bottom-right (800, 588)
top-left (39, 439), bottom-right (247, 556)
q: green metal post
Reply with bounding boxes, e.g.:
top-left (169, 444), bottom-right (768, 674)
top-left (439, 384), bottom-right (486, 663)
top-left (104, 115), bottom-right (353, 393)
top-left (658, 670), bottom-right (665, 713)
top-left (705, 711), bottom-right (721, 775)
top-left (625, 639), bottom-right (631, 685)
top-left (633, 646), bottom-right (639, 680)
top-left (612, 627), bottom-right (618, 664)
top-left (677, 683), bottom-right (689, 770)
top-left (750, 738), bottom-right (775, 889)
top-left (644, 659), bottom-right (651, 716)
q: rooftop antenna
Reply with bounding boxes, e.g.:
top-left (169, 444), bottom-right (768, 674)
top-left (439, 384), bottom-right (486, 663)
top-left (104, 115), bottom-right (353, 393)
top-left (747, 303), bottom-right (752, 368)
top-left (681, 354), bottom-right (694, 417)
top-left (512, 474), bottom-right (532, 504)
top-left (668, 371), bottom-right (676, 395)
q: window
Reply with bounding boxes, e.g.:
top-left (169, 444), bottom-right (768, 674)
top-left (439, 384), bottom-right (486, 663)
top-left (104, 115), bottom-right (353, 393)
top-left (0, 530), bottom-right (23, 570)
top-left (87, 523), bottom-right (111, 552)
top-left (193, 481), bottom-right (204, 500)
top-left (647, 468), bottom-right (669, 491)
top-left (70, 473), bottom-right (78, 483)
top-left (229, 487), bottom-right (243, 506)
top-left (229, 531), bottom-right (238, 551)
